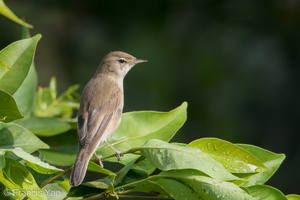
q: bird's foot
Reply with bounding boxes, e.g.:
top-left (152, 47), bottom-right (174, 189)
top-left (95, 154), bottom-right (104, 168)
top-left (115, 150), bottom-right (123, 161)
top-left (105, 141), bottom-right (123, 161)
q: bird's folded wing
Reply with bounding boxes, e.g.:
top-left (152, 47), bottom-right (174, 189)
top-left (77, 97), bottom-right (121, 148)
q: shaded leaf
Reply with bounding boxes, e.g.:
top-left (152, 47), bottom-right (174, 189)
top-left (38, 131), bottom-right (78, 166)
top-left (129, 179), bottom-right (169, 197)
top-left (0, 90), bottom-right (23, 122)
top-left (87, 161), bottom-right (116, 176)
top-left (14, 117), bottom-right (71, 136)
top-left (0, 122), bottom-right (48, 153)
top-left (0, 34), bottom-right (41, 94)
top-left (158, 170), bottom-right (253, 200)
top-left (39, 145), bottom-right (77, 166)
top-left (153, 178), bottom-right (202, 200)
top-left (188, 138), bottom-right (266, 173)
top-left (13, 62), bottom-right (38, 117)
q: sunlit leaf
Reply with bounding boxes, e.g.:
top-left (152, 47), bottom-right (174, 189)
top-left (34, 77), bottom-right (80, 118)
top-left (0, 158), bottom-right (46, 200)
top-left (0, 0), bottom-right (33, 28)
top-left (237, 144), bottom-right (285, 186)
top-left (97, 102), bottom-right (188, 164)
top-left (0, 34), bottom-right (41, 94)
top-left (7, 147), bottom-right (62, 174)
top-left (138, 139), bottom-right (238, 181)
top-left (247, 185), bottom-right (286, 200)
top-left (188, 138), bottom-right (266, 174)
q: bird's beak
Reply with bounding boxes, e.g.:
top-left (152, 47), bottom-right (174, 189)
top-left (134, 59), bottom-right (148, 64)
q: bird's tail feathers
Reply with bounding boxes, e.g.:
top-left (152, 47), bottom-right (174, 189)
top-left (70, 150), bottom-right (92, 186)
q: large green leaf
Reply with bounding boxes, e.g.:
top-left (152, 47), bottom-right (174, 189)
top-left (0, 158), bottom-right (46, 200)
top-left (150, 178), bottom-right (202, 200)
top-left (247, 185), bottom-right (287, 200)
top-left (14, 117), bottom-right (71, 136)
top-left (137, 139), bottom-right (238, 181)
top-left (0, 34), bottom-right (41, 94)
top-left (130, 169), bottom-right (253, 200)
top-left (37, 131), bottom-right (78, 166)
top-left (0, 0), bottom-right (33, 28)
top-left (188, 138), bottom-right (266, 174)
top-left (0, 122), bottom-right (49, 153)
top-left (286, 194), bottom-right (300, 200)
top-left (38, 145), bottom-right (77, 166)
top-left (159, 170), bottom-right (253, 200)
top-left (237, 144), bottom-right (285, 186)
top-left (13, 62), bottom-right (38, 117)
top-left (5, 147), bottom-right (62, 174)
top-left (41, 183), bottom-right (69, 200)
top-left (96, 102), bottom-right (187, 164)
top-left (0, 90), bottom-right (23, 122)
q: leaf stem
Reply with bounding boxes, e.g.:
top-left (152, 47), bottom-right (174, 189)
top-left (39, 167), bottom-right (73, 188)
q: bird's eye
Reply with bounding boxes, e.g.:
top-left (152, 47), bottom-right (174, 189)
top-left (118, 59), bottom-right (126, 64)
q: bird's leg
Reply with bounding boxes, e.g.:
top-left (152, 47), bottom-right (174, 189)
top-left (105, 141), bottom-right (123, 161)
top-left (94, 153), bottom-right (104, 168)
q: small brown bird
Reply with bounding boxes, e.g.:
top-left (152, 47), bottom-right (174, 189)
top-left (70, 51), bottom-right (147, 186)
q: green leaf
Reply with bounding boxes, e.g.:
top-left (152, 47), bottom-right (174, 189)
top-left (41, 183), bottom-right (68, 200)
top-left (0, 158), bottom-right (46, 200)
top-left (247, 185), bottom-right (287, 200)
top-left (14, 117), bottom-right (71, 136)
top-left (38, 131), bottom-right (78, 166)
top-left (286, 194), bottom-right (300, 200)
top-left (138, 139), bottom-right (238, 181)
top-left (87, 161), bottom-right (116, 176)
top-left (188, 138), bottom-right (266, 174)
top-left (237, 144), bottom-right (285, 186)
top-left (158, 170), bottom-right (253, 200)
top-left (34, 77), bottom-right (80, 118)
top-left (13, 62), bottom-right (38, 117)
top-left (97, 102), bottom-right (188, 164)
top-left (39, 145), bottom-right (77, 166)
top-left (131, 170), bottom-right (253, 200)
top-left (0, 122), bottom-right (49, 153)
top-left (0, 90), bottom-right (23, 122)
top-left (0, 34), bottom-right (41, 94)
top-left (0, 150), bottom-right (5, 168)
top-left (6, 147), bottom-right (62, 174)
top-left (129, 179), bottom-right (169, 197)
top-left (0, 0), bottom-right (33, 28)
top-left (152, 178), bottom-right (203, 200)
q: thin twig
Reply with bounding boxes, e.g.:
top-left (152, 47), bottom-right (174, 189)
top-left (39, 167), bottom-right (73, 188)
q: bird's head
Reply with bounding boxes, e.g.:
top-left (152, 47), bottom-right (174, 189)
top-left (98, 51), bottom-right (147, 78)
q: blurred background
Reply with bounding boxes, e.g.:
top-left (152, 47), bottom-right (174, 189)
top-left (1, 0), bottom-right (299, 194)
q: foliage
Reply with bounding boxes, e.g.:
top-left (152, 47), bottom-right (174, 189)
top-left (0, 3), bottom-right (300, 200)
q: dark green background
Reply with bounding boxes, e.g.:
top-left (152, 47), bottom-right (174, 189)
top-left (1, 0), bottom-right (299, 194)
